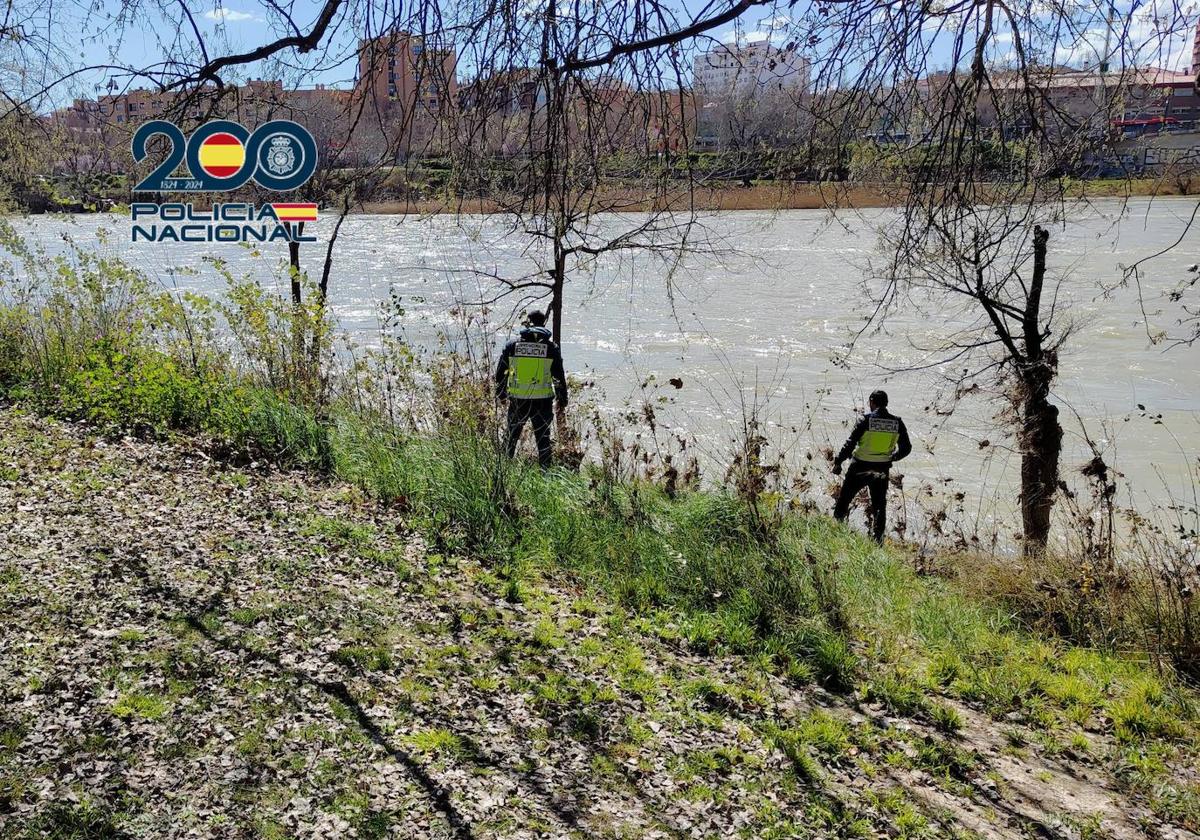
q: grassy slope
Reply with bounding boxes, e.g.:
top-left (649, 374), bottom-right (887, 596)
top-left (1, 406), bottom-right (1198, 840)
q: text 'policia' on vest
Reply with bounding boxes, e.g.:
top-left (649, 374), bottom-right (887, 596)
top-left (852, 415), bottom-right (902, 463)
top-left (507, 339), bottom-right (554, 399)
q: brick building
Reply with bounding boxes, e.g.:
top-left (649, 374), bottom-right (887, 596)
top-left (458, 69), bottom-right (544, 116)
top-left (45, 80), bottom-right (359, 169)
top-left (355, 31), bottom-right (456, 113)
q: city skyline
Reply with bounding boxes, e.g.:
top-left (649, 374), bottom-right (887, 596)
top-left (17, 0), bottom-right (1199, 115)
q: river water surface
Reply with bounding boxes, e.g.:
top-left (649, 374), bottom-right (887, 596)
top-left (12, 199), bottom-right (1200, 542)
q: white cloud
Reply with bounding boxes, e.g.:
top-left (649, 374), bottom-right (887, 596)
top-left (1051, 7), bottom-right (1195, 72)
top-left (716, 17), bottom-right (791, 47)
top-left (204, 8), bottom-right (254, 22)
top-left (758, 15), bottom-right (792, 29)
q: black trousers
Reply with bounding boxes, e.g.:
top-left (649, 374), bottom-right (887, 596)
top-left (506, 398), bottom-right (554, 468)
top-left (834, 460), bottom-right (890, 543)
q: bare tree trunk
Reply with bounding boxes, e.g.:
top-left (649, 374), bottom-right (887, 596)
top-left (288, 224), bottom-right (303, 305)
top-left (550, 243), bottom-right (567, 443)
top-left (1018, 226), bottom-right (1062, 557)
top-left (288, 222), bottom-right (306, 391)
top-left (1019, 378), bottom-right (1062, 556)
top-left (309, 201), bottom-right (350, 371)
top-left (550, 245), bottom-right (565, 342)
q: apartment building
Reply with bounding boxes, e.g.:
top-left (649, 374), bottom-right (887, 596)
top-left (1193, 22), bottom-right (1200, 87)
top-left (692, 41), bottom-right (809, 150)
top-left (355, 31), bottom-right (456, 113)
top-left (693, 41), bottom-right (809, 97)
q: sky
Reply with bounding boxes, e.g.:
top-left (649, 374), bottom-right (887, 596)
top-left (23, 0), bottom-right (1200, 112)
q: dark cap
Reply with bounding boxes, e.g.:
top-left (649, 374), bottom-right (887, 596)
top-left (526, 310), bottom-right (547, 326)
top-left (869, 390), bottom-right (888, 407)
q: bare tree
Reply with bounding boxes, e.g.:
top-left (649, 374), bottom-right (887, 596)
top-left (439, 0), bottom-right (712, 344)
top-left (1123, 201), bottom-right (1200, 350)
top-left (783, 0), bottom-right (1193, 552)
top-left (873, 207), bottom-right (1069, 554)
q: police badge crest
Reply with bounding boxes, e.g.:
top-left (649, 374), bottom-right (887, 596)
top-left (266, 135), bottom-right (298, 176)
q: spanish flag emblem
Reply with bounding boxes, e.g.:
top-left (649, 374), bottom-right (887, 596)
top-left (197, 133), bottom-right (246, 179)
top-left (271, 203), bottom-right (319, 223)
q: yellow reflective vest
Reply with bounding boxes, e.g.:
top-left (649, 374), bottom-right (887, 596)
top-left (852, 416), bottom-right (901, 463)
top-left (506, 341), bottom-right (554, 400)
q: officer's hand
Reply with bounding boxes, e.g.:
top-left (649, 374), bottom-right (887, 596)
top-left (832, 461), bottom-right (843, 476)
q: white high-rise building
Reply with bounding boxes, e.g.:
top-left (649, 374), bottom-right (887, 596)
top-left (692, 40), bottom-right (810, 149)
top-left (1192, 21), bottom-right (1200, 84)
top-left (692, 41), bottom-right (809, 97)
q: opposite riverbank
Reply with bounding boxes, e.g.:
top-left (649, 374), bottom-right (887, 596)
top-left (335, 177), bottom-right (1200, 215)
top-left (26, 175), bottom-right (1194, 216)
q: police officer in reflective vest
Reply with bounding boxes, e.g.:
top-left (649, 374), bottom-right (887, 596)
top-left (495, 310), bottom-right (568, 468)
top-left (833, 390), bottom-right (912, 544)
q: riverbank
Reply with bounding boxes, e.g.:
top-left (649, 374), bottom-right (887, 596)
top-left (355, 177), bottom-right (1197, 215)
top-left (26, 175), bottom-right (1196, 217)
top-left (358, 181), bottom-right (899, 214)
top-left (2, 406), bottom-right (1199, 838)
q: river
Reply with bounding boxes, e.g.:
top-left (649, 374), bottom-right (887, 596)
top-left (10, 199), bottom-right (1200, 545)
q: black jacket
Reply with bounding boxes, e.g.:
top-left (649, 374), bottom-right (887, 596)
top-left (836, 407), bottom-right (912, 465)
top-left (495, 326), bottom-right (568, 403)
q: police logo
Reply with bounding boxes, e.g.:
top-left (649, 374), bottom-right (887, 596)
top-left (259, 132), bottom-right (305, 179)
top-left (133, 119), bottom-right (318, 193)
top-left (267, 136), bottom-right (296, 175)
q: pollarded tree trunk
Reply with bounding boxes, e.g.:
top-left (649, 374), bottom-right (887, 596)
top-left (288, 224), bottom-right (304, 305)
top-left (549, 246), bottom-right (565, 342)
top-left (1018, 226), bottom-right (1063, 557)
top-left (288, 229), bottom-right (305, 392)
top-left (1018, 367), bottom-right (1062, 556)
top-left (549, 245), bottom-right (568, 444)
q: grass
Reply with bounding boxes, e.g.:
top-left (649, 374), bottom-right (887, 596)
top-left (406, 728), bottom-right (466, 757)
top-left (17, 801), bottom-right (130, 839)
top-left (790, 711), bottom-right (856, 763)
top-left (302, 514), bottom-right (376, 548)
top-left (111, 690), bottom-right (170, 721)
top-left (928, 703), bottom-right (963, 735)
top-left (333, 644), bottom-right (395, 673)
top-left (1, 231), bottom-right (1198, 832)
top-left (765, 724), bottom-right (827, 786)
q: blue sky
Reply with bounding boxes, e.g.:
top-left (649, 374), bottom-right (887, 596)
top-left (31, 0), bottom-right (1200, 112)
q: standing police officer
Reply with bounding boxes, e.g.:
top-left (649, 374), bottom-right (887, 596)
top-left (495, 310), bottom-right (568, 468)
top-left (833, 390), bottom-right (912, 544)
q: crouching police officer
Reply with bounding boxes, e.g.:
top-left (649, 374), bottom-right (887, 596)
top-left (494, 310), bottom-right (567, 468)
top-left (833, 389), bottom-right (912, 544)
